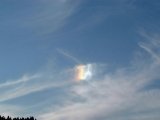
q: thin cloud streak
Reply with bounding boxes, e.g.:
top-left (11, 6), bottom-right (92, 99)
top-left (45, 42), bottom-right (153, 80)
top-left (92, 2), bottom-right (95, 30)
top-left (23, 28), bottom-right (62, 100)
top-left (139, 43), bottom-right (160, 63)
top-left (0, 74), bottom-right (40, 88)
top-left (57, 48), bottom-right (82, 64)
top-left (0, 70), bottom-right (69, 102)
top-left (21, 0), bottom-right (82, 35)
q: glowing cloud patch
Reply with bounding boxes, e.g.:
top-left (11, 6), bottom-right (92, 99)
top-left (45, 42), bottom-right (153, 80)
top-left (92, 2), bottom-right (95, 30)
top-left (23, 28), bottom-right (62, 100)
top-left (75, 64), bottom-right (93, 81)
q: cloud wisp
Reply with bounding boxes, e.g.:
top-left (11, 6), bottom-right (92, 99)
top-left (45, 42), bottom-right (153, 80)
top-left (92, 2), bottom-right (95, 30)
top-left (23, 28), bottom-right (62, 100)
top-left (38, 34), bottom-right (160, 120)
top-left (56, 48), bottom-right (82, 64)
top-left (0, 33), bottom-right (159, 120)
top-left (21, 0), bottom-right (81, 35)
top-left (0, 70), bottom-right (69, 103)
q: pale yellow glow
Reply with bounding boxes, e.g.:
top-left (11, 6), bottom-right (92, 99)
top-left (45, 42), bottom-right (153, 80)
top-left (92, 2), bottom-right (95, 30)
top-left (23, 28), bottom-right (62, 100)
top-left (75, 65), bottom-right (85, 81)
top-left (75, 64), bottom-right (92, 81)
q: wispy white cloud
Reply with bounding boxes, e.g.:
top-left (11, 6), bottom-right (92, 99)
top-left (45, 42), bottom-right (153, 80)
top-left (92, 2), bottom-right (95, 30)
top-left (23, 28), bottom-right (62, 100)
top-left (0, 70), bottom-right (69, 102)
top-left (56, 48), bottom-right (81, 64)
top-left (38, 34), bottom-right (160, 120)
top-left (0, 68), bottom-right (72, 117)
top-left (0, 33), bottom-right (159, 119)
top-left (0, 74), bottom-right (39, 88)
top-left (20, 0), bottom-right (82, 35)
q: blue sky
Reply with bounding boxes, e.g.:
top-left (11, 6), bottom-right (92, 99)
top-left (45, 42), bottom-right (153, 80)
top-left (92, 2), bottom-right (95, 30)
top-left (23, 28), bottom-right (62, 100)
top-left (0, 0), bottom-right (160, 120)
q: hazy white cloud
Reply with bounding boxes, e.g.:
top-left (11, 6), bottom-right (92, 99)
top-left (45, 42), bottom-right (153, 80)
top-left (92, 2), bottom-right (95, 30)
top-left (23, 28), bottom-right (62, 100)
top-left (0, 33), bottom-right (159, 119)
top-left (0, 70), bottom-right (69, 102)
top-left (38, 34), bottom-right (160, 120)
top-left (21, 0), bottom-right (81, 35)
top-left (0, 74), bottom-right (39, 88)
top-left (0, 68), bottom-right (72, 117)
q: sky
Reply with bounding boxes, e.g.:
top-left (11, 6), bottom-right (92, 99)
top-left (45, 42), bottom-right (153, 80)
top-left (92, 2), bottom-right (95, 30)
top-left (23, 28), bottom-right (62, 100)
top-left (0, 0), bottom-right (160, 120)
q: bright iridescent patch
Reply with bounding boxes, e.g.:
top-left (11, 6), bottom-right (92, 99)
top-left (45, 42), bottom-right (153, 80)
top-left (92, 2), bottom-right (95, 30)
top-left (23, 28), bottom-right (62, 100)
top-left (75, 64), bottom-right (93, 81)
